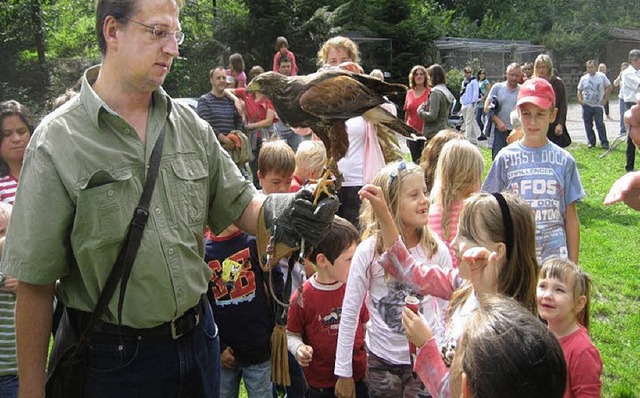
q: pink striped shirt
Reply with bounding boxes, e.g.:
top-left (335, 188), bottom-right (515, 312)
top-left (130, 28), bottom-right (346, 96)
top-left (0, 175), bottom-right (18, 204)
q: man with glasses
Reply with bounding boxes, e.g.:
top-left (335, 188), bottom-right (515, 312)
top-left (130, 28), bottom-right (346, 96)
top-left (0, 0), bottom-right (337, 396)
top-left (460, 67), bottom-right (481, 145)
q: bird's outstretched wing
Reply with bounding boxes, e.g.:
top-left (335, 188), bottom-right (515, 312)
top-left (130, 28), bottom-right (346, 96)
top-left (299, 75), bottom-right (382, 119)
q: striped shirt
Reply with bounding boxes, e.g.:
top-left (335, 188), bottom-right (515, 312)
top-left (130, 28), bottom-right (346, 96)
top-left (196, 92), bottom-right (244, 135)
top-left (0, 183), bottom-right (16, 376)
top-left (0, 175), bottom-right (17, 204)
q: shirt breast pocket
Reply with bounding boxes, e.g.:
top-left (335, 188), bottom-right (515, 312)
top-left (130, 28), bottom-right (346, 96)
top-left (75, 170), bottom-right (135, 246)
top-left (165, 156), bottom-right (208, 227)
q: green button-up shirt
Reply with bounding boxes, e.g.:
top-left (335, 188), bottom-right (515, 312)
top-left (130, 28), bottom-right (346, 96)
top-left (0, 66), bottom-right (257, 328)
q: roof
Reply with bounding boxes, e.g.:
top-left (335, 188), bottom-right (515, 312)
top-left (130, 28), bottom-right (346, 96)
top-left (608, 27), bottom-right (640, 41)
top-left (434, 37), bottom-right (546, 53)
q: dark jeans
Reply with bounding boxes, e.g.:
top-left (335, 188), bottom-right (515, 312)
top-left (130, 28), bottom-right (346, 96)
top-left (337, 186), bottom-right (362, 229)
top-left (619, 98), bottom-right (627, 135)
top-left (582, 105), bottom-right (608, 147)
top-left (625, 101), bottom-right (636, 172)
top-left (407, 139), bottom-right (425, 164)
top-left (475, 107), bottom-right (485, 131)
top-left (491, 129), bottom-right (510, 160)
top-left (83, 301), bottom-right (220, 398)
top-left (306, 381), bottom-right (369, 398)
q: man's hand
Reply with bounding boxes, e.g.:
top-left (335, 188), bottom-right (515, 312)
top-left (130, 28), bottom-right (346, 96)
top-left (494, 119), bottom-right (507, 132)
top-left (220, 347), bottom-right (237, 369)
top-left (335, 377), bottom-right (356, 398)
top-left (218, 134), bottom-right (235, 151)
top-left (624, 98), bottom-right (640, 148)
top-left (295, 344), bottom-right (313, 367)
top-left (554, 124), bottom-right (564, 136)
top-left (604, 172), bottom-right (640, 210)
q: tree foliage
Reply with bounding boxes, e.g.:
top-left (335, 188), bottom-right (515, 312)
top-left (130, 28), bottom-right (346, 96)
top-left (1, 0), bottom-right (638, 115)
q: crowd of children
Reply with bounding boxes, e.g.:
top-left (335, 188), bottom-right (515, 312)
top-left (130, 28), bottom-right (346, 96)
top-left (192, 35), bottom-right (608, 397)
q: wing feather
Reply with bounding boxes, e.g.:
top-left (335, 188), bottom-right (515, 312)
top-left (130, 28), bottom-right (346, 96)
top-left (299, 76), bottom-right (383, 119)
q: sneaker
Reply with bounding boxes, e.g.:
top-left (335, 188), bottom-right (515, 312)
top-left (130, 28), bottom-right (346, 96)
top-left (602, 144), bottom-right (610, 150)
top-left (588, 144), bottom-right (595, 148)
top-left (478, 134), bottom-right (487, 141)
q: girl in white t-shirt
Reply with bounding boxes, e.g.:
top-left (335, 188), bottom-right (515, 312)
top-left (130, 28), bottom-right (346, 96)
top-left (334, 161), bottom-right (452, 398)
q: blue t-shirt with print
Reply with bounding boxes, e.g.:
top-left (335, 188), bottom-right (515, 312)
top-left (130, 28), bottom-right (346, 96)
top-left (482, 142), bottom-right (585, 262)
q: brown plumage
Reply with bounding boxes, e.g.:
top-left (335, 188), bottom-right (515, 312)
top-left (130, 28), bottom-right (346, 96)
top-left (248, 70), bottom-right (419, 169)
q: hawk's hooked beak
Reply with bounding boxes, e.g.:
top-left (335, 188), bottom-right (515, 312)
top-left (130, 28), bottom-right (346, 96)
top-left (247, 80), bottom-right (259, 93)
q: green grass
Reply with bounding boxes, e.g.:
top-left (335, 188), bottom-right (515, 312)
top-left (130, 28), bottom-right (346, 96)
top-left (567, 144), bottom-right (640, 398)
top-left (479, 142), bottom-right (640, 397)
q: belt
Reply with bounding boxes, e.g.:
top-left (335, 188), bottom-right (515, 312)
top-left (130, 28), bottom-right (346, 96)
top-left (68, 296), bottom-right (206, 340)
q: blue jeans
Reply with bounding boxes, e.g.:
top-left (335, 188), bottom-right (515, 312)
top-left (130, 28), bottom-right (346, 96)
top-left (582, 105), bottom-right (608, 147)
top-left (84, 301), bottom-right (220, 398)
top-left (491, 129), bottom-right (509, 160)
top-left (221, 359), bottom-right (272, 398)
top-left (275, 121), bottom-right (304, 152)
top-left (0, 374), bottom-right (18, 398)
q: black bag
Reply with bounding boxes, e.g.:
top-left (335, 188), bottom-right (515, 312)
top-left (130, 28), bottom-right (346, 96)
top-left (548, 124), bottom-right (572, 148)
top-left (45, 124), bottom-right (166, 397)
top-left (45, 309), bottom-right (88, 397)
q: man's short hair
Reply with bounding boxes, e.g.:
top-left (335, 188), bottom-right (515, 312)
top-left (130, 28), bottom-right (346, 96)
top-left (208, 66), bottom-right (225, 79)
top-left (95, 0), bottom-right (183, 55)
top-left (629, 49), bottom-right (640, 62)
top-left (310, 216), bottom-right (359, 264)
top-left (506, 62), bottom-right (521, 73)
top-left (258, 140), bottom-right (295, 176)
top-left (585, 59), bottom-right (597, 68)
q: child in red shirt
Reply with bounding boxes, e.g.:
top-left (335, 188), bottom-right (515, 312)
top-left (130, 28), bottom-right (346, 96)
top-left (537, 258), bottom-right (603, 398)
top-left (286, 217), bottom-right (368, 398)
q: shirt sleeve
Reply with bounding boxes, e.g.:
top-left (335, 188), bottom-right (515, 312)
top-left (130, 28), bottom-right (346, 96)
top-left (414, 338), bottom-right (450, 398)
top-left (482, 154), bottom-right (507, 193)
top-left (564, 155), bottom-right (586, 205)
top-left (568, 345), bottom-right (603, 397)
top-left (273, 52), bottom-right (281, 72)
top-left (334, 240), bottom-right (372, 378)
top-left (0, 128), bottom-right (75, 283)
top-left (289, 51), bottom-right (299, 76)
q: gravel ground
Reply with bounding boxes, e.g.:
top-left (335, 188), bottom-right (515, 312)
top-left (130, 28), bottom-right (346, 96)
top-left (565, 100), bottom-right (626, 146)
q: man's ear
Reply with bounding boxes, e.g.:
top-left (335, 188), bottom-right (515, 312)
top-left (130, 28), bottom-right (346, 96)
top-left (550, 107), bottom-right (558, 123)
top-left (103, 15), bottom-right (121, 51)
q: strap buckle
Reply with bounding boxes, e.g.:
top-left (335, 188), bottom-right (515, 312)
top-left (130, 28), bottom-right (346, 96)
top-left (131, 207), bottom-right (149, 228)
top-left (170, 318), bottom-right (184, 340)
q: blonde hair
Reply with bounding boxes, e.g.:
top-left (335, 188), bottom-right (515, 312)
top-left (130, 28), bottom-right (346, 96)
top-left (359, 161), bottom-right (438, 257)
top-left (539, 258), bottom-right (593, 329)
top-left (294, 141), bottom-right (327, 181)
top-left (257, 139), bottom-right (295, 176)
top-left (408, 65), bottom-right (428, 88)
top-left (533, 54), bottom-right (556, 78)
top-left (419, 129), bottom-right (463, 191)
top-left (317, 36), bottom-right (360, 66)
top-left (448, 193), bottom-right (539, 318)
top-left (432, 140), bottom-right (484, 241)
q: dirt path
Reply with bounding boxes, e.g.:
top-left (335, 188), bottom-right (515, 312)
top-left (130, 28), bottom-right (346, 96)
top-left (565, 100), bottom-right (625, 145)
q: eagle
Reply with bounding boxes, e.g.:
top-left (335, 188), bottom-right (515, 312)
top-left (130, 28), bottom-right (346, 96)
top-left (247, 69), bottom-right (419, 199)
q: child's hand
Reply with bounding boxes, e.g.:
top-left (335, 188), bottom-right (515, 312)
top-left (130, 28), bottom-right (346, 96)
top-left (295, 344), bottom-right (313, 367)
top-left (0, 276), bottom-right (18, 293)
top-left (359, 184), bottom-right (398, 249)
top-left (461, 247), bottom-right (500, 295)
top-left (335, 377), bottom-right (356, 398)
top-left (401, 307), bottom-right (432, 348)
top-left (220, 347), bottom-right (237, 369)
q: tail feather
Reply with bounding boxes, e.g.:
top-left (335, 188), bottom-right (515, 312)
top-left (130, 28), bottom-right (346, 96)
top-left (363, 106), bottom-right (420, 138)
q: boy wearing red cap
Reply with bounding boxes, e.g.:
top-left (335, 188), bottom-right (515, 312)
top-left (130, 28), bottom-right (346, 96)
top-left (482, 78), bottom-right (585, 264)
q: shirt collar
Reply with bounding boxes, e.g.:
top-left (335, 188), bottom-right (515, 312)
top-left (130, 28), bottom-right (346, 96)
top-left (80, 65), bottom-right (172, 131)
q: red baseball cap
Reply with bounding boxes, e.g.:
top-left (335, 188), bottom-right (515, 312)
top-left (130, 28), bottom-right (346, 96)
top-left (517, 77), bottom-right (556, 109)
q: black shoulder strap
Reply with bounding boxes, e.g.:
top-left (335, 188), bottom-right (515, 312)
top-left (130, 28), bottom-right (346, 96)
top-left (81, 124), bottom-right (167, 339)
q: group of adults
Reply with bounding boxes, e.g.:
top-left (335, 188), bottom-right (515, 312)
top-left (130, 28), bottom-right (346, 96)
top-left (402, 54), bottom-right (572, 162)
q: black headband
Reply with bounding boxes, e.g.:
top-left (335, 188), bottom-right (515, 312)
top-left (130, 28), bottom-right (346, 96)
top-left (491, 192), bottom-right (514, 260)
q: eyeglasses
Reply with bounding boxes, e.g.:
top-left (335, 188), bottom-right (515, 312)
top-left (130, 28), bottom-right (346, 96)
top-left (123, 18), bottom-right (184, 45)
top-left (389, 161), bottom-right (407, 188)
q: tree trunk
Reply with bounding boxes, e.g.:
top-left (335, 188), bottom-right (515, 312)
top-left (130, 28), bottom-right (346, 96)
top-left (30, 0), bottom-right (46, 66)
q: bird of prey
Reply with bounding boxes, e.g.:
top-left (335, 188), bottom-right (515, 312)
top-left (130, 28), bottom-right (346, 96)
top-left (247, 69), bottom-right (419, 197)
